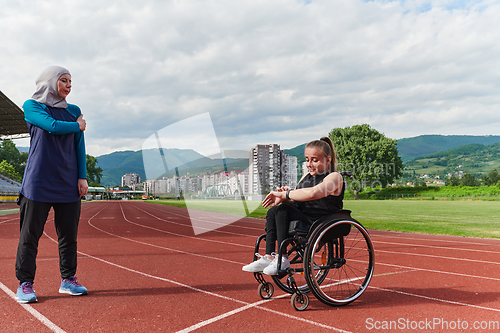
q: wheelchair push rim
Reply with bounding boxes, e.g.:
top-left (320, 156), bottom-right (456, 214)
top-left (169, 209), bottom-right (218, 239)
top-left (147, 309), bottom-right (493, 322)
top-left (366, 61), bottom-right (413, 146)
top-left (304, 220), bottom-right (375, 306)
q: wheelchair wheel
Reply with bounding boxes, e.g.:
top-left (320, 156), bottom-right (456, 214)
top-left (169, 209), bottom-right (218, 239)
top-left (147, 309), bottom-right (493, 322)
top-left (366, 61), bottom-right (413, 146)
top-left (271, 239), bottom-right (329, 294)
top-left (291, 292), bottom-right (309, 311)
top-left (304, 220), bottom-right (374, 306)
top-left (258, 282), bottom-right (274, 299)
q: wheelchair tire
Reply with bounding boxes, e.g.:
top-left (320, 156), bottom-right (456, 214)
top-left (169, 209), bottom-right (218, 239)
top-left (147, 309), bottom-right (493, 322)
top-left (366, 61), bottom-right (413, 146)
top-left (258, 282), bottom-right (274, 299)
top-left (291, 292), bottom-right (309, 311)
top-left (304, 220), bottom-right (374, 306)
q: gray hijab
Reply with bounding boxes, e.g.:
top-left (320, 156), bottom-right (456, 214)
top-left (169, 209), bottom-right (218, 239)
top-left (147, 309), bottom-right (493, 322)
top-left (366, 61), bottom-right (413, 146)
top-left (31, 66), bottom-right (70, 108)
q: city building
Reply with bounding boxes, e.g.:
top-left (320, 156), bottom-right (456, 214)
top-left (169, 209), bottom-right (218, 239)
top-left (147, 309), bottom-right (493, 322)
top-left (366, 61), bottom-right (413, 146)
top-left (121, 173), bottom-right (142, 187)
top-left (286, 156), bottom-right (298, 189)
top-left (249, 144), bottom-right (295, 195)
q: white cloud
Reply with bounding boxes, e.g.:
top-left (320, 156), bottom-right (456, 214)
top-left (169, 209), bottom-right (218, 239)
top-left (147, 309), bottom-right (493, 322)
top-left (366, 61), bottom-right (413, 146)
top-left (2, 0), bottom-right (500, 155)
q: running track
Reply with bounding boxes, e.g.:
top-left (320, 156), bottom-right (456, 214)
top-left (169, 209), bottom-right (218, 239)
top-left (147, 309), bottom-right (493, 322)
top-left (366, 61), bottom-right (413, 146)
top-left (1, 201), bottom-right (500, 332)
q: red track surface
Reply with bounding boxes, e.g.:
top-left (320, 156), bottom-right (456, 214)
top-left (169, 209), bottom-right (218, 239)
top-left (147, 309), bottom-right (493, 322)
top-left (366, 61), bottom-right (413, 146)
top-left (2, 201), bottom-right (500, 332)
top-left (0, 203), bottom-right (18, 210)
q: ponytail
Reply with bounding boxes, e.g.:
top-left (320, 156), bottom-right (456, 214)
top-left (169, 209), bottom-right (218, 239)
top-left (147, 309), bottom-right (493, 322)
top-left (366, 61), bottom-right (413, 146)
top-left (305, 136), bottom-right (337, 172)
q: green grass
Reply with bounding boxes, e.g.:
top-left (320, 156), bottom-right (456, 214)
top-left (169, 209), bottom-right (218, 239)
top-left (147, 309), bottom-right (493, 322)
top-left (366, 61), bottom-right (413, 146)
top-left (148, 199), bottom-right (500, 239)
top-left (343, 200), bottom-right (500, 239)
top-left (0, 208), bottom-right (18, 216)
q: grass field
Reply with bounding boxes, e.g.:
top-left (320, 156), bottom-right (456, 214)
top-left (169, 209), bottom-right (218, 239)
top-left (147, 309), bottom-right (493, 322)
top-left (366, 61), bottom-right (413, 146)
top-left (343, 200), bottom-right (500, 238)
top-left (150, 199), bottom-right (500, 239)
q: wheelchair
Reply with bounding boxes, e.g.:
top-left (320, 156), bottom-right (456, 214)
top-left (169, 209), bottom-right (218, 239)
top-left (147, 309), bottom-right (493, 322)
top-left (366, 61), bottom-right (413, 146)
top-left (251, 172), bottom-right (375, 311)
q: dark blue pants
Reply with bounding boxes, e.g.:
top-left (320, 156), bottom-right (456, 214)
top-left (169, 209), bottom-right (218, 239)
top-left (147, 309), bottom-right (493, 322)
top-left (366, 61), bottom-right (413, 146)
top-left (265, 204), bottom-right (312, 255)
top-left (15, 195), bottom-right (81, 284)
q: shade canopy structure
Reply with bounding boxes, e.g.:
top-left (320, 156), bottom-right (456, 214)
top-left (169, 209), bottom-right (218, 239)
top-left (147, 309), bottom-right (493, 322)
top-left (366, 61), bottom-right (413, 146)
top-left (0, 91), bottom-right (28, 139)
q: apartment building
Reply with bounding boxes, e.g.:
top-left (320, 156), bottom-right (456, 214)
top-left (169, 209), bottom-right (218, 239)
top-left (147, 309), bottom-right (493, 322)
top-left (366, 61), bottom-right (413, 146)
top-left (249, 144), bottom-right (296, 195)
top-left (121, 173), bottom-right (142, 187)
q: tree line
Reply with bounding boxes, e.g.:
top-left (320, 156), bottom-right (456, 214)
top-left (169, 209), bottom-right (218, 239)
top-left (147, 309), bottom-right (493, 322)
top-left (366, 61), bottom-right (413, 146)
top-left (0, 140), bottom-right (102, 186)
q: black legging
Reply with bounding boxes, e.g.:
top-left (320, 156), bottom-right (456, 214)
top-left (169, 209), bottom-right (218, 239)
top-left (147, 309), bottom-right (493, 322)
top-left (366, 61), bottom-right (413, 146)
top-left (265, 204), bottom-right (312, 255)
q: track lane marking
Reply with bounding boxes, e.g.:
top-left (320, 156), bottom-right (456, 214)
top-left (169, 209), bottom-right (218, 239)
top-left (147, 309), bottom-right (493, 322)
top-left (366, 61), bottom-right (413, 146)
top-left (131, 203), bottom-right (258, 238)
top-left (375, 248), bottom-right (500, 266)
top-left (369, 284), bottom-right (500, 313)
top-left (369, 232), bottom-right (500, 248)
top-left (373, 239), bottom-right (500, 255)
top-left (37, 202), bottom-right (500, 331)
top-left (135, 201), bottom-right (264, 231)
top-left (140, 202), bottom-right (500, 256)
top-left (0, 281), bottom-right (66, 333)
top-left (39, 205), bottom-right (351, 333)
top-left (375, 261), bottom-right (500, 281)
top-left (119, 204), bottom-right (254, 249)
top-left (0, 202), bottom-right (104, 333)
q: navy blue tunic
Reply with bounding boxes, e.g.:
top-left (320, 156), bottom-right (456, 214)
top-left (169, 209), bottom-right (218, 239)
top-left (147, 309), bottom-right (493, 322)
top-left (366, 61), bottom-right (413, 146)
top-left (21, 101), bottom-right (86, 203)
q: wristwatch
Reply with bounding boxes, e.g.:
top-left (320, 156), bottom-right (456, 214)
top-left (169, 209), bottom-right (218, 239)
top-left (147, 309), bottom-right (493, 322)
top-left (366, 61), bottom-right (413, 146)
top-left (286, 189), bottom-right (292, 200)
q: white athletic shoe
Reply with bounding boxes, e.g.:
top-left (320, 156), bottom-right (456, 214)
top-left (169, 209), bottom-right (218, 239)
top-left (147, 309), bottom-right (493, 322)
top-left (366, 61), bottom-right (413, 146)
top-left (242, 254), bottom-right (272, 273)
top-left (263, 256), bottom-right (290, 275)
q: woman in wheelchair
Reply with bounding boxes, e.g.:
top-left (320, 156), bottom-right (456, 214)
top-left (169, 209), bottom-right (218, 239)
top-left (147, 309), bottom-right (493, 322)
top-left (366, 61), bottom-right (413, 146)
top-left (242, 136), bottom-right (344, 275)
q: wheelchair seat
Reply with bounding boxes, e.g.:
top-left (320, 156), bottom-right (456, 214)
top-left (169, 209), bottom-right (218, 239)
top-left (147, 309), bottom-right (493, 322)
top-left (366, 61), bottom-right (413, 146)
top-left (288, 209), bottom-right (353, 238)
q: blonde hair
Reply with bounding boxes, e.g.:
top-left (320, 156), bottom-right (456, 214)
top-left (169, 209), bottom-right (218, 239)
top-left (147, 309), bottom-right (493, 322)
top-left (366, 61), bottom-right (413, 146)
top-left (305, 137), bottom-right (336, 172)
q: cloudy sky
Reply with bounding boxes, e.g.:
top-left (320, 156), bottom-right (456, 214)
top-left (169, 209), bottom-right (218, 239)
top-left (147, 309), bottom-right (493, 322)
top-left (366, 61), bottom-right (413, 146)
top-left (1, 0), bottom-right (500, 156)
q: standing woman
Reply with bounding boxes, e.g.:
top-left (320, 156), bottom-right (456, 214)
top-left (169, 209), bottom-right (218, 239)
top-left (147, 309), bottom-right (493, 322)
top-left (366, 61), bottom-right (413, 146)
top-left (242, 137), bottom-right (344, 275)
top-left (15, 66), bottom-right (89, 303)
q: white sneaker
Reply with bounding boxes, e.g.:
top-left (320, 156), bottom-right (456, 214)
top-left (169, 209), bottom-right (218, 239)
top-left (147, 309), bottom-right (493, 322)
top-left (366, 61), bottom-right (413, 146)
top-left (242, 254), bottom-right (272, 272)
top-left (263, 256), bottom-right (290, 275)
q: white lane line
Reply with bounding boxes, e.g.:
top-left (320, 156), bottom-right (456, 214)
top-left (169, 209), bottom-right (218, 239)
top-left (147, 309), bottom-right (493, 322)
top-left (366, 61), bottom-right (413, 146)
top-left (98, 203), bottom-right (500, 331)
top-left (117, 204), bottom-right (254, 249)
top-left (120, 203), bottom-right (254, 252)
top-left (141, 202), bottom-right (265, 228)
top-left (176, 269), bottom-right (421, 333)
top-left (376, 249), bottom-right (500, 266)
top-left (86, 218), bottom-right (245, 265)
top-left (0, 281), bottom-right (66, 333)
top-left (53, 202), bottom-right (500, 331)
top-left (41, 236), bottom-right (349, 332)
top-left (370, 232), bottom-right (500, 248)
top-left (135, 202), bottom-right (263, 232)
top-left (0, 203), bottom-right (104, 333)
top-left (376, 261), bottom-right (500, 282)
top-left (125, 202), bottom-right (500, 281)
top-left (131, 204), bottom-right (257, 238)
top-left (176, 295), bottom-right (351, 333)
top-left (0, 216), bottom-right (18, 224)
top-left (373, 240), bottom-right (500, 255)
top-left (369, 285), bottom-right (500, 313)
top-left (140, 202), bottom-right (500, 256)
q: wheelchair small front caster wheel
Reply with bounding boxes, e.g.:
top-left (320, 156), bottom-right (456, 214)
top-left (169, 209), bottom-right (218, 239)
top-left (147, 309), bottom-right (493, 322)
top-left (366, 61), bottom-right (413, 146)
top-left (258, 282), bottom-right (274, 299)
top-left (291, 292), bottom-right (309, 311)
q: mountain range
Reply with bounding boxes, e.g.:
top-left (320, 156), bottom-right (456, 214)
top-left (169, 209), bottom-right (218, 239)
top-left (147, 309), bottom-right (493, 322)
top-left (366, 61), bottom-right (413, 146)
top-left (17, 134), bottom-right (500, 186)
top-left (396, 135), bottom-right (500, 162)
top-left (98, 149), bottom-right (249, 186)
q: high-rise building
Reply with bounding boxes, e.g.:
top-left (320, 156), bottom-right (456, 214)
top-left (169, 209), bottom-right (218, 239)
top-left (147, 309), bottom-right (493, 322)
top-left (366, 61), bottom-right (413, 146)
top-left (121, 173), bottom-right (142, 187)
top-left (286, 156), bottom-right (298, 189)
top-left (249, 144), bottom-right (293, 195)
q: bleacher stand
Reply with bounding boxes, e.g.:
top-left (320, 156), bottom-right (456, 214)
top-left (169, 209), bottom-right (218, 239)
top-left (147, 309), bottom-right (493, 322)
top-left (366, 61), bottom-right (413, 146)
top-left (0, 173), bottom-right (21, 195)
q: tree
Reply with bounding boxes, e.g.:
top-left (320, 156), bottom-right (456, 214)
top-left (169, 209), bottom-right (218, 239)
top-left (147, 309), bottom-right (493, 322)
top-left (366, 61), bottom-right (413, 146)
top-left (329, 124), bottom-right (403, 197)
top-left (461, 173), bottom-right (478, 187)
top-left (447, 175), bottom-right (460, 186)
top-left (483, 169), bottom-right (500, 186)
top-left (0, 139), bottom-right (27, 177)
top-left (86, 154), bottom-right (103, 186)
top-left (0, 160), bottom-right (21, 182)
